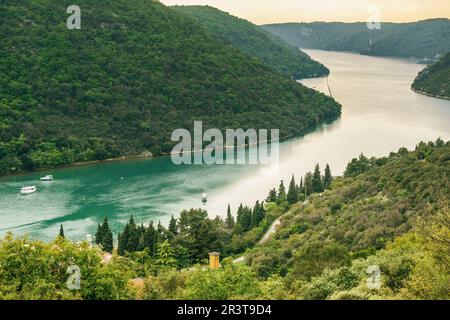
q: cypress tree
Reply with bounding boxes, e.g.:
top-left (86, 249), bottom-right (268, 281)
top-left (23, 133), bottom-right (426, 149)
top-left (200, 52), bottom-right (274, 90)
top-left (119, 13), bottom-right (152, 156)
top-left (277, 180), bottom-right (286, 203)
top-left (117, 232), bottom-right (124, 255)
top-left (312, 164), bottom-right (324, 193)
top-left (127, 215), bottom-right (140, 252)
top-left (252, 201), bottom-right (265, 226)
top-left (225, 204), bottom-right (235, 229)
top-left (168, 215), bottom-right (178, 239)
top-left (59, 224), bottom-right (65, 239)
top-left (304, 172), bottom-right (313, 196)
top-left (287, 175), bottom-right (298, 204)
top-left (157, 221), bottom-right (166, 243)
top-left (103, 228), bottom-right (113, 253)
top-left (236, 204), bottom-right (252, 233)
top-left (323, 164), bottom-right (332, 189)
top-left (95, 223), bottom-right (103, 245)
top-left (99, 217), bottom-right (113, 253)
top-left (144, 222), bottom-right (157, 256)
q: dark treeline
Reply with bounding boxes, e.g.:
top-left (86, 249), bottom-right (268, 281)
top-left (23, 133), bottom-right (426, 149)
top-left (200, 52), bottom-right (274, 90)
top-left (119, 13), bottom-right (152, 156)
top-left (93, 200), bottom-right (268, 267)
top-left (267, 163), bottom-right (333, 205)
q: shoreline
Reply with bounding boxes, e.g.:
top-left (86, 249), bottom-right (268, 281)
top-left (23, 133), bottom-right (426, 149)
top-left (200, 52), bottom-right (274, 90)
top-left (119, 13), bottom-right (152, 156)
top-left (410, 86), bottom-right (450, 101)
top-left (0, 117), bottom-right (340, 180)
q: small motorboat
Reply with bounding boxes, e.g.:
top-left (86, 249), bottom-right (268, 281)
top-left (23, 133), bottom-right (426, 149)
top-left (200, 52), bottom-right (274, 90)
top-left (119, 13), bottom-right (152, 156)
top-left (20, 186), bottom-right (37, 195)
top-left (40, 175), bottom-right (54, 181)
top-left (202, 193), bottom-right (207, 203)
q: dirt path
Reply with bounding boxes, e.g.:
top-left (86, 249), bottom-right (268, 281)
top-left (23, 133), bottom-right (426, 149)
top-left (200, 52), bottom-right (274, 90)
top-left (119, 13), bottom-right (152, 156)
top-left (233, 217), bottom-right (281, 263)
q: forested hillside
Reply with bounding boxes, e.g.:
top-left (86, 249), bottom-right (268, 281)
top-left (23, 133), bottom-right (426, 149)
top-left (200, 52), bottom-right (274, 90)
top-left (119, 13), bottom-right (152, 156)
top-left (412, 51), bottom-right (450, 99)
top-left (1, 140), bottom-right (448, 299)
top-left (0, 0), bottom-right (341, 176)
top-left (173, 5), bottom-right (329, 79)
top-left (262, 19), bottom-right (450, 59)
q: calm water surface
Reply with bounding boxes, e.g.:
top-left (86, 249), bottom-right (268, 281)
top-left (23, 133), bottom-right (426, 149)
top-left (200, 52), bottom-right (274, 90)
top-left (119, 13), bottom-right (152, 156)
top-left (1, 50), bottom-right (449, 241)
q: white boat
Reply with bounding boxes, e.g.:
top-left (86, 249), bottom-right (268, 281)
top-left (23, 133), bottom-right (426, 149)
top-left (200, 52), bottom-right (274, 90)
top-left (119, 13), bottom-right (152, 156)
top-left (40, 175), bottom-right (54, 181)
top-left (20, 186), bottom-right (37, 195)
top-left (202, 193), bottom-right (207, 203)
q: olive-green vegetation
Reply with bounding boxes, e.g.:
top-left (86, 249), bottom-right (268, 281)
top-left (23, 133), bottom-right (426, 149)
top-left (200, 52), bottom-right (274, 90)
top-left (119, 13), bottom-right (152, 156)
top-left (245, 139), bottom-right (449, 299)
top-left (412, 51), bottom-right (450, 100)
top-left (173, 5), bottom-right (329, 79)
top-left (0, 0), bottom-right (341, 176)
top-left (1, 140), bottom-right (448, 299)
top-left (262, 19), bottom-right (450, 60)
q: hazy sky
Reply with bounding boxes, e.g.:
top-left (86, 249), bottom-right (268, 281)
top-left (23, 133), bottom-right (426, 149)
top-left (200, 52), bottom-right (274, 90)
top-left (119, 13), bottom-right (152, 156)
top-left (161, 0), bottom-right (450, 24)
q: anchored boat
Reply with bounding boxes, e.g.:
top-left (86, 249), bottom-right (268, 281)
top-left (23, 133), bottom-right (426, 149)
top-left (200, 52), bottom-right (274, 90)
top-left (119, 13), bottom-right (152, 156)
top-left (20, 186), bottom-right (37, 195)
top-left (202, 193), bottom-right (207, 203)
top-left (40, 175), bottom-right (54, 181)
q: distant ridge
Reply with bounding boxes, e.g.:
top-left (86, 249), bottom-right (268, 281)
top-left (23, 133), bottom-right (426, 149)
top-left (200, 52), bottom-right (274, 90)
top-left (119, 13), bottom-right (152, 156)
top-left (174, 5), bottom-right (329, 79)
top-left (262, 19), bottom-right (450, 60)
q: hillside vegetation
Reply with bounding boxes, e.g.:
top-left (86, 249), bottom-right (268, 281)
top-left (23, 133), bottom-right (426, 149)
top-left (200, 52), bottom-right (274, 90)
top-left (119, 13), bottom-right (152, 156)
top-left (173, 5), bottom-right (329, 79)
top-left (1, 140), bottom-right (448, 299)
top-left (0, 0), bottom-right (340, 176)
top-left (262, 19), bottom-right (450, 59)
top-left (412, 51), bottom-right (450, 99)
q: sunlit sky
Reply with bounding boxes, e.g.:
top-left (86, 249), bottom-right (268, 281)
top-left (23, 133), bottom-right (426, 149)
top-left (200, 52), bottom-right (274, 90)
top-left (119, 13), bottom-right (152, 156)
top-left (160, 0), bottom-right (450, 24)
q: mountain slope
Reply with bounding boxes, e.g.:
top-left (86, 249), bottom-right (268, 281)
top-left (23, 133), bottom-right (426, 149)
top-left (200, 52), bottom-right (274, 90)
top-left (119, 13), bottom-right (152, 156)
top-left (173, 5), bottom-right (329, 79)
top-left (262, 19), bottom-right (450, 59)
top-left (412, 51), bottom-right (450, 99)
top-left (0, 0), bottom-right (341, 175)
top-left (246, 139), bottom-right (450, 298)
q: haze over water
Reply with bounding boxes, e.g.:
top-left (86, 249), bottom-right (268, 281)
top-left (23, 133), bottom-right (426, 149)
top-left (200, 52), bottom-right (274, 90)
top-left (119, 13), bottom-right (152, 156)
top-left (1, 50), bottom-right (449, 241)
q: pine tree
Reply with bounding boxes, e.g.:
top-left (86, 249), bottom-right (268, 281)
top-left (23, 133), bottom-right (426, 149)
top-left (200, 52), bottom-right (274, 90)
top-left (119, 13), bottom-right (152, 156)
top-left (225, 204), bottom-right (235, 229)
top-left (311, 164), bottom-right (324, 193)
top-left (277, 180), bottom-right (286, 204)
top-left (168, 215), bottom-right (178, 239)
top-left (323, 164), bottom-right (332, 189)
top-left (58, 224), bottom-right (65, 239)
top-left (286, 175), bottom-right (298, 204)
top-left (155, 240), bottom-right (177, 268)
top-left (266, 188), bottom-right (277, 202)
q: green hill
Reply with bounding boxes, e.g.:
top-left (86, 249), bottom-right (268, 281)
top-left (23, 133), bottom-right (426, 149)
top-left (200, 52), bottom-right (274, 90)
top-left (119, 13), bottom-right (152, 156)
top-left (0, 0), bottom-right (341, 176)
top-left (245, 139), bottom-right (449, 299)
top-left (173, 5), bottom-right (329, 79)
top-left (262, 19), bottom-right (450, 59)
top-left (412, 51), bottom-right (450, 99)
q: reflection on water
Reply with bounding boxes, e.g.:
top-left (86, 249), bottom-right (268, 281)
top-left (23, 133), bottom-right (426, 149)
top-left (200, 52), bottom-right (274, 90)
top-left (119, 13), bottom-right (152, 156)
top-left (1, 50), bottom-right (449, 241)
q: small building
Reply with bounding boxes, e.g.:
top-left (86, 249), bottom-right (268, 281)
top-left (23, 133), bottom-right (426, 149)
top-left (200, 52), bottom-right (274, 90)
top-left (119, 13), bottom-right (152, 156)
top-left (209, 252), bottom-right (220, 270)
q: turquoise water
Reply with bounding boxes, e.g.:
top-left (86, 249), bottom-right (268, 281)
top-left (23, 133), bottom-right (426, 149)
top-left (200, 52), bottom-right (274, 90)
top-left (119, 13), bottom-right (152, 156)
top-left (1, 49), bottom-right (449, 241)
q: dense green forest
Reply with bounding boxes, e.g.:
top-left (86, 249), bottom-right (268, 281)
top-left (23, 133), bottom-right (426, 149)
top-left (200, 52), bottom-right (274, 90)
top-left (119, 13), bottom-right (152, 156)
top-left (1, 140), bottom-right (448, 299)
top-left (0, 0), bottom-right (341, 176)
top-left (173, 5), bottom-right (329, 79)
top-left (262, 19), bottom-right (450, 59)
top-left (412, 51), bottom-right (450, 99)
